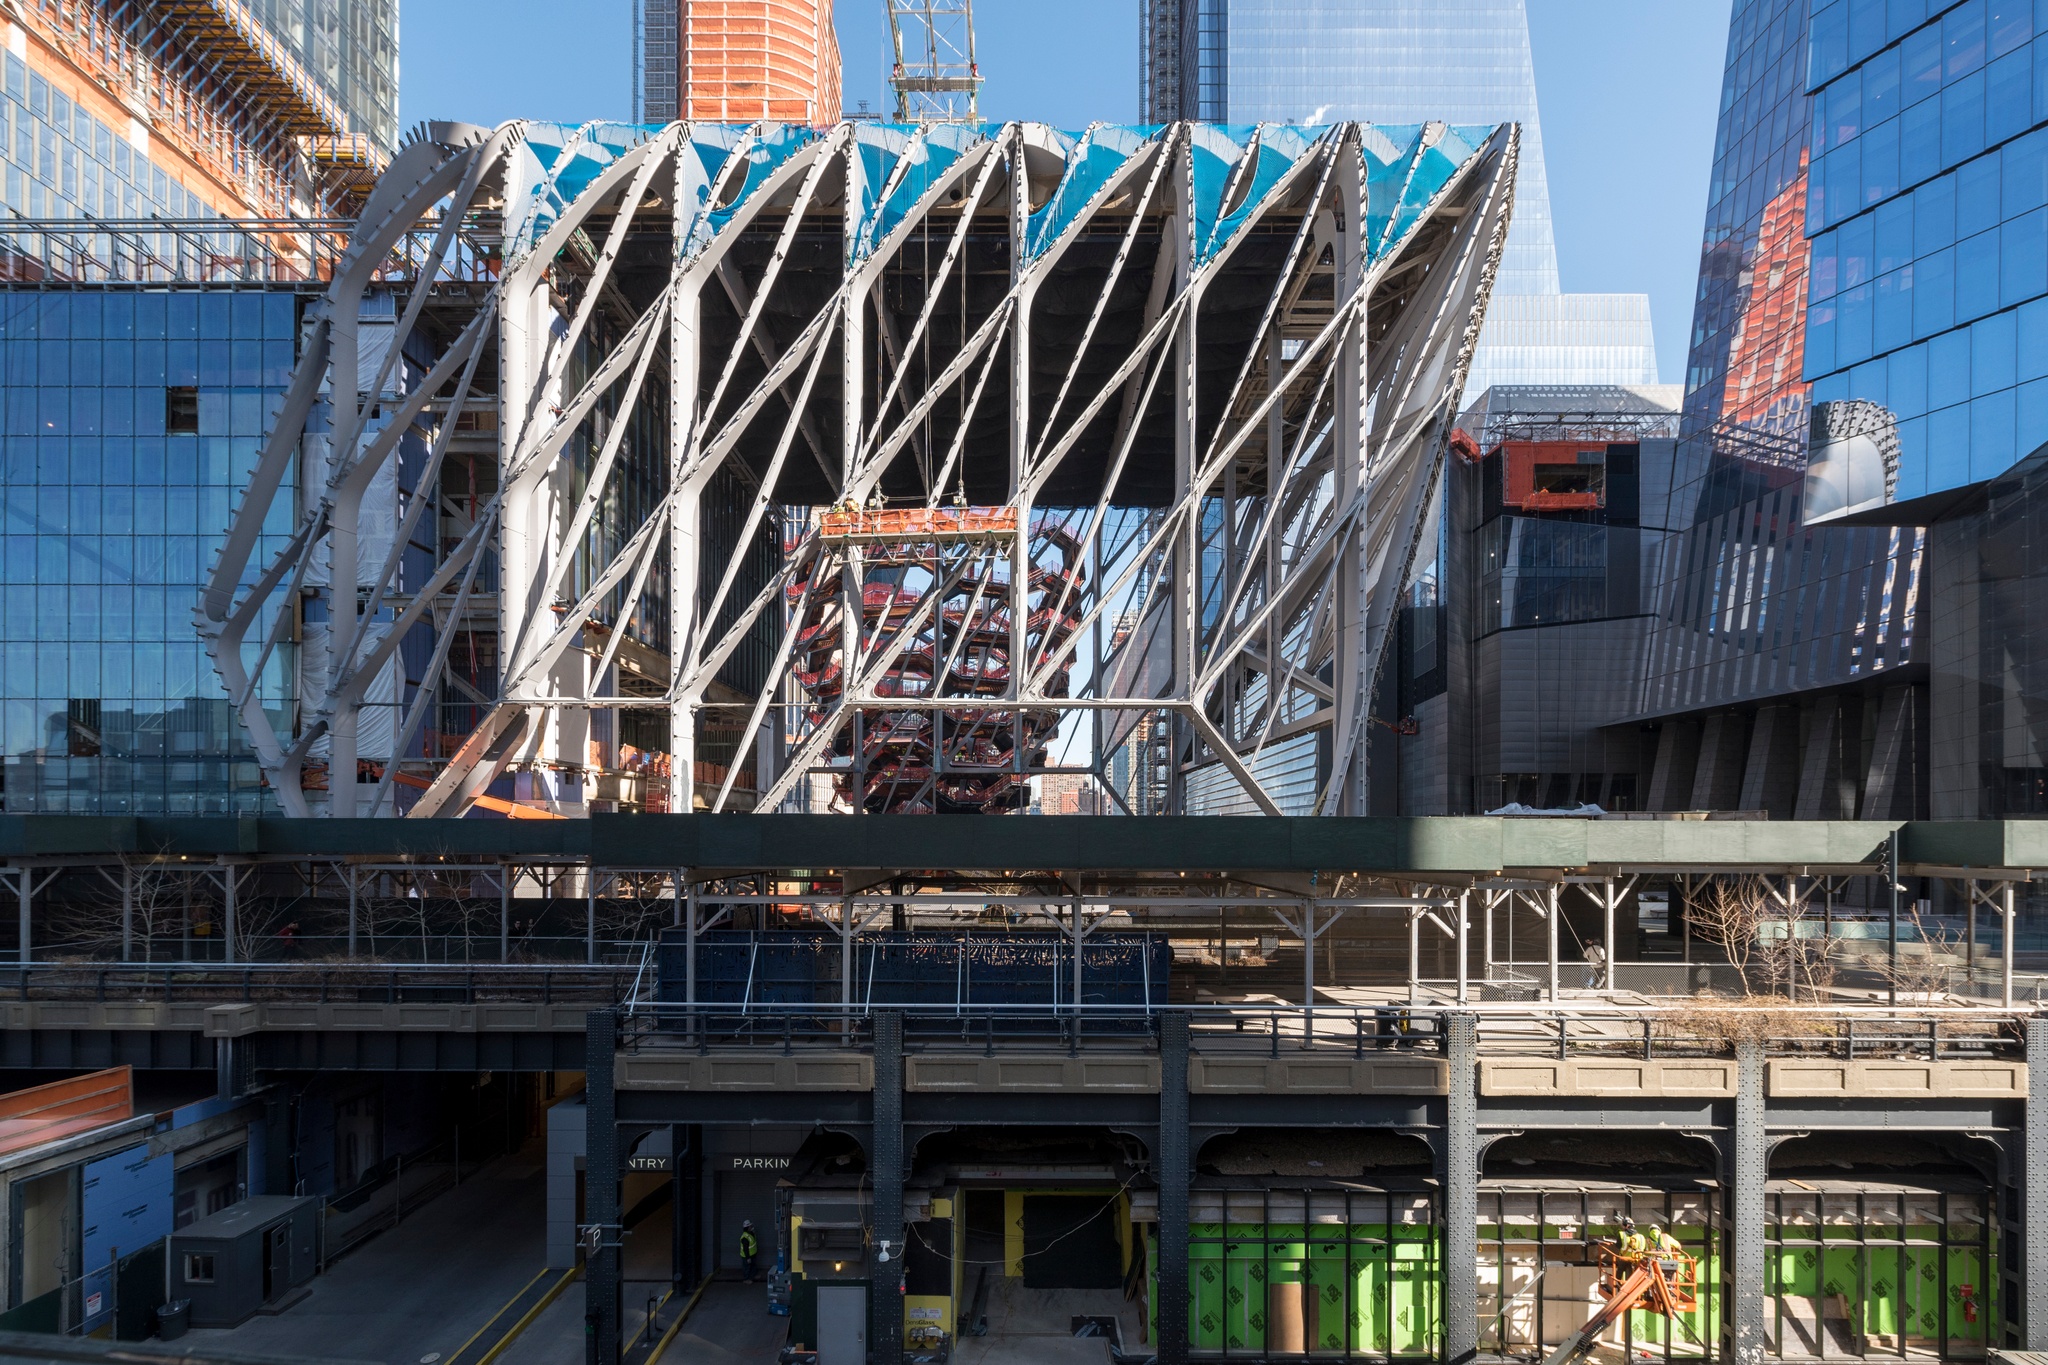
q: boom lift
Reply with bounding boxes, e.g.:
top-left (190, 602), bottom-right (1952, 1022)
top-left (1539, 1241), bottom-right (1700, 1365)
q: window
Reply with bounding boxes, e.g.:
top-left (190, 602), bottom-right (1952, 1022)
top-left (183, 1253), bottom-right (215, 1284)
top-left (165, 386), bottom-right (198, 433)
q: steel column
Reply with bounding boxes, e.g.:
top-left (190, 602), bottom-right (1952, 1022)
top-left (1546, 885), bottom-right (1559, 1000)
top-left (1443, 1012), bottom-right (1478, 1365)
top-left (1731, 1039), bottom-right (1766, 1365)
top-left (1157, 1012), bottom-right (1190, 1365)
top-left (2004, 882), bottom-right (2017, 1008)
top-left (585, 1008), bottom-right (621, 1364)
top-left (871, 1010), bottom-right (905, 1363)
top-left (2026, 1016), bottom-right (2048, 1348)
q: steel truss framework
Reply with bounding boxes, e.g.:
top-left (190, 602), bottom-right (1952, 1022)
top-left (201, 115), bottom-right (1517, 819)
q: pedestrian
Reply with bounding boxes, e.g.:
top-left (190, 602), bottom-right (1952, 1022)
top-left (739, 1219), bottom-right (759, 1283)
top-left (1584, 939), bottom-right (1607, 990)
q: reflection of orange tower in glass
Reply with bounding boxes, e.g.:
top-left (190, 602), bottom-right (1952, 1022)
top-left (1720, 151), bottom-right (1812, 433)
top-left (681, 1), bottom-right (842, 125)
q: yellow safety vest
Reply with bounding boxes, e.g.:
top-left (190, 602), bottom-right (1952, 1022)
top-left (739, 1230), bottom-right (758, 1257)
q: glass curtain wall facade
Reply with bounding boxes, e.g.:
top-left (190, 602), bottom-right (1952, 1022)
top-left (0, 288), bottom-right (303, 814)
top-left (1804, 0), bottom-right (2048, 512)
top-left (1635, 0), bottom-right (1928, 823)
top-left (243, 0), bottom-right (399, 150)
top-left (0, 54), bottom-right (226, 221)
top-left (1146, 0), bottom-right (1658, 392)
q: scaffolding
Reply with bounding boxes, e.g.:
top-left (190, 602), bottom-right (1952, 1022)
top-left (16, 0), bottom-right (386, 217)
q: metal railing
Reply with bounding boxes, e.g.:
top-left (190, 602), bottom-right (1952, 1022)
top-left (616, 999), bottom-right (2032, 1062)
top-left (0, 214), bottom-right (503, 286)
top-left (7, 961), bottom-right (637, 1007)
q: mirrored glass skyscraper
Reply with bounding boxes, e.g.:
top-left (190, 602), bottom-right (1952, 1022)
top-left (1140, 0), bottom-right (1659, 392)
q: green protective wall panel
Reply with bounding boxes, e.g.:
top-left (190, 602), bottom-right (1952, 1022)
top-left (1177, 1222), bottom-right (1439, 1357)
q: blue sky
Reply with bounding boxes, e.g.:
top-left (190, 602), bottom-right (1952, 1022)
top-left (401, 1), bottom-right (1733, 385)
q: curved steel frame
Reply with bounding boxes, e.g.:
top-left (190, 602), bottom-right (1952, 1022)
top-left (199, 116), bottom-right (1518, 818)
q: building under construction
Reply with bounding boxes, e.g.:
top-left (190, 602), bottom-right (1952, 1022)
top-left (199, 114), bottom-right (1518, 820)
top-left (1, 0), bottom-right (395, 223)
top-left (636, 0), bottom-right (841, 125)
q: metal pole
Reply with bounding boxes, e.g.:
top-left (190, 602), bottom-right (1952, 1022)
top-left (1456, 891), bottom-right (1470, 1005)
top-left (1303, 902), bottom-right (1315, 1018)
top-left (1887, 830), bottom-right (1900, 1007)
top-left (1408, 909), bottom-right (1420, 1007)
top-left (1546, 885), bottom-right (1560, 1001)
top-left (1602, 877), bottom-right (1616, 996)
top-left (1822, 878), bottom-right (1833, 978)
top-left (346, 867), bottom-right (358, 958)
top-left (121, 863), bottom-right (133, 963)
top-left (17, 868), bottom-right (33, 965)
top-left (223, 862), bottom-right (237, 964)
top-left (1073, 888), bottom-right (1085, 1015)
top-left (840, 894), bottom-right (852, 1013)
top-left (1483, 889), bottom-right (1494, 984)
top-left (1967, 884), bottom-right (1978, 988)
top-left (686, 884), bottom-right (699, 1008)
top-left (499, 863), bottom-right (510, 963)
top-left (2004, 882), bottom-right (2016, 1009)
top-left (586, 868), bottom-right (597, 965)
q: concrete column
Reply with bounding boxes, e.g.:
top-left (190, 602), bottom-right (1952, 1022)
top-left (1443, 1013), bottom-right (1478, 1365)
top-left (585, 1009), bottom-right (621, 1364)
top-left (1157, 1012), bottom-right (1191, 1365)
top-left (1645, 718), bottom-right (1700, 812)
top-left (2025, 1016), bottom-right (2048, 1348)
top-left (1689, 712), bottom-right (1745, 811)
top-left (871, 1011), bottom-right (905, 1363)
top-left (1731, 1039), bottom-right (1766, 1365)
top-left (13, 867), bottom-right (27, 965)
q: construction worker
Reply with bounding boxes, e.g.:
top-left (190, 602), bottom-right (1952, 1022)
top-left (1617, 1216), bottom-right (1648, 1258)
top-left (739, 1219), bottom-right (760, 1283)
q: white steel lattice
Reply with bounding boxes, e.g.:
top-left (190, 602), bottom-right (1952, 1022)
top-left (199, 117), bottom-right (1517, 818)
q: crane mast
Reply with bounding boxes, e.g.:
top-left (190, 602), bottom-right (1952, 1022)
top-left (886, 0), bottom-right (983, 122)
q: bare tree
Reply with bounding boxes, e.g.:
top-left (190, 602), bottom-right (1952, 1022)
top-left (222, 866), bottom-right (290, 963)
top-left (1862, 902), bottom-right (1966, 999)
top-left (1754, 884), bottom-right (1836, 1002)
top-left (52, 856), bottom-right (196, 962)
top-left (1687, 876), bottom-right (1770, 994)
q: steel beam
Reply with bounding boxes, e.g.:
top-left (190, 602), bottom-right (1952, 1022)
top-left (2026, 1016), bottom-right (2048, 1348)
top-left (1443, 1013), bottom-right (1478, 1365)
top-left (1731, 1039), bottom-right (1766, 1365)
top-left (871, 1011), bottom-right (906, 1362)
top-left (1158, 1012), bottom-right (1190, 1365)
top-left (585, 1009), bottom-right (622, 1365)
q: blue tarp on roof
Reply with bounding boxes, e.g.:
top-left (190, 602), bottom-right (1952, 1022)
top-left (502, 119), bottom-right (1503, 272)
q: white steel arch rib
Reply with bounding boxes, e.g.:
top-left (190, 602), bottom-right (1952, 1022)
top-left (202, 118), bottom-right (1516, 818)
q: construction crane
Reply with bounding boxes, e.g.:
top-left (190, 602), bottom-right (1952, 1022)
top-left (1539, 1240), bottom-right (1701, 1365)
top-left (887, 0), bottom-right (983, 122)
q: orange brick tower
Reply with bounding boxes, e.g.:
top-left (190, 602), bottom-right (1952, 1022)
top-left (639, 1), bottom-right (841, 126)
